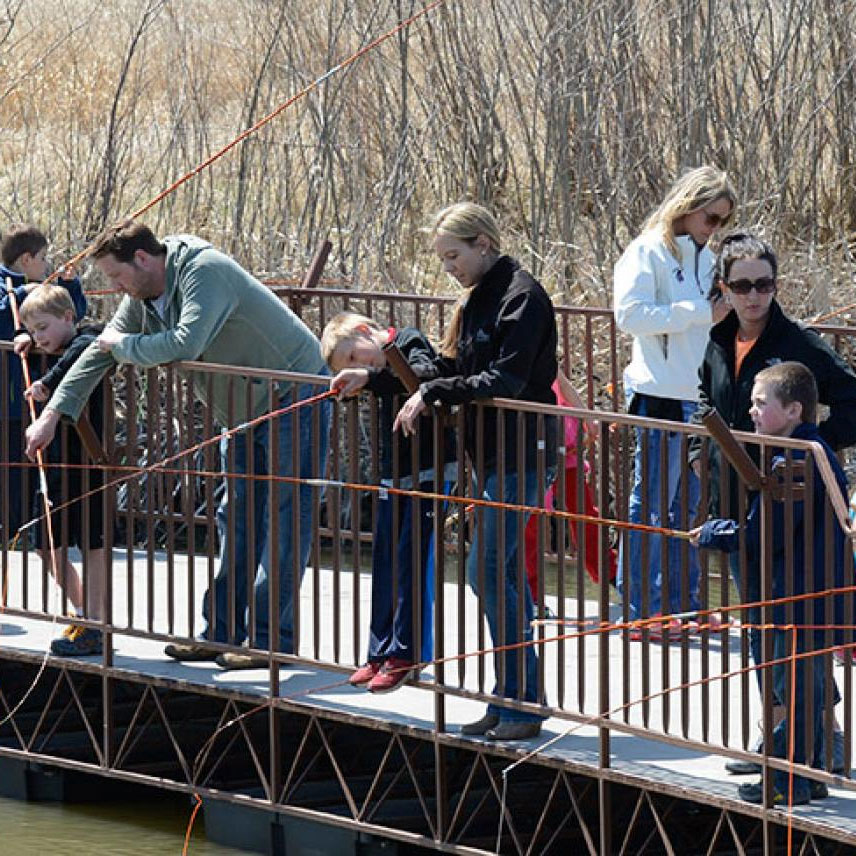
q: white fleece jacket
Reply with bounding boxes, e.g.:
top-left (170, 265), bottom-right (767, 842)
top-left (613, 230), bottom-right (714, 402)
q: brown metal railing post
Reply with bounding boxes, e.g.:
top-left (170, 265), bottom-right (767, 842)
top-left (102, 377), bottom-right (116, 771)
top-left (598, 415), bottom-right (612, 856)
top-left (381, 342), bottom-right (420, 394)
top-left (759, 475), bottom-right (775, 844)
top-left (289, 239), bottom-right (332, 315)
top-left (300, 240), bottom-right (333, 291)
top-left (700, 408), bottom-right (764, 491)
top-left (433, 405), bottom-right (448, 843)
top-left (145, 367), bottom-right (158, 632)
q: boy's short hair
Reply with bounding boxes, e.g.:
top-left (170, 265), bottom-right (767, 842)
top-left (91, 219), bottom-right (166, 263)
top-left (755, 361), bottom-right (818, 423)
top-left (320, 311), bottom-right (383, 366)
top-left (2, 225), bottom-right (48, 268)
top-left (19, 284), bottom-right (77, 326)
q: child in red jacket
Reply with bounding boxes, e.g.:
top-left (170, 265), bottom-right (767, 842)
top-left (524, 370), bottom-right (617, 601)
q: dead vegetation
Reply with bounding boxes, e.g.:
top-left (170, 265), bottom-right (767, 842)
top-left (1, 0), bottom-right (856, 318)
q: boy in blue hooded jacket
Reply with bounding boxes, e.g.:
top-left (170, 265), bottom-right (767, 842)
top-left (691, 361), bottom-right (848, 806)
top-left (1, 225), bottom-right (86, 545)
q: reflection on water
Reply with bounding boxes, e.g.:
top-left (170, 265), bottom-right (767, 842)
top-left (0, 794), bottom-right (251, 855)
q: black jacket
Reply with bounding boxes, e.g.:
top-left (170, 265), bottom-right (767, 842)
top-left (37, 323), bottom-right (106, 497)
top-left (365, 327), bottom-right (454, 482)
top-left (39, 323), bottom-right (103, 396)
top-left (420, 256), bottom-right (557, 470)
top-left (692, 300), bottom-right (856, 513)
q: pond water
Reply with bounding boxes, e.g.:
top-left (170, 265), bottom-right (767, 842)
top-left (0, 794), bottom-right (251, 855)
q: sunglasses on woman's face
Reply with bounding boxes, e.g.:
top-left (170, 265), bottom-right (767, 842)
top-left (701, 209), bottom-right (729, 228)
top-left (726, 277), bottom-right (776, 295)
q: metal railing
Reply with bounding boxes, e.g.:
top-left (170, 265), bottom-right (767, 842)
top-left (1, 298), bottom-right (855, 820)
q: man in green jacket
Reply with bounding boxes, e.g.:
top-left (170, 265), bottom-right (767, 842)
top-left (25, 220), bottom-right (331, 669)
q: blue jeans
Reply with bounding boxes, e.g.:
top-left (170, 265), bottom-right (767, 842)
top-left (469, 467), bottom-right (554, 724)
top-left (771, 629), bottom-right (825, 796)
top-left (367, 484), bottom-right (442, 664)
top-left (618, 398), bottom-right (701, 618)
top-left (202, 380), bottom-right (331, 652)
top-left (730, 552), bottom-right (763, 692)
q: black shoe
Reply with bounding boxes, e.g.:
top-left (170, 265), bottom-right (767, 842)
top-left (725, 757), bottom-right (762, 775)
top-left (51, 626), bottom-right (103, 656)
top-left (726, 735), bottom-right (763, 775)
top-left (485, 722), bottom-right (542, 741)
top-left (810, 780), bottom-right (829, 800)
top-left (461, 713), bottom-right (500, 736)
top-left (738, 780), bottom-right (810, 806)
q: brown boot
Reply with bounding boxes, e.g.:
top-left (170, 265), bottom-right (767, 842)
top-left (164, 642), bottom-right (219, 662)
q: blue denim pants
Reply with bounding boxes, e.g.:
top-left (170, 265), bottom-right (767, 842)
top-left (202, 381), bottom-right (331, 653)
top-left (618, 398), bottom-right (701, 618)
top-left (730, 552), bottom-right (763, 692)
top-left (469, 466), bottom-right (553, 724)
top-left (367, 485), bottom-right (441, 664)
top-left (771, 629), bottom-right (826, 796)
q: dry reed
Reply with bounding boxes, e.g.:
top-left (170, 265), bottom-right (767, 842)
top-left (1, 0), bottom-right (855, 317)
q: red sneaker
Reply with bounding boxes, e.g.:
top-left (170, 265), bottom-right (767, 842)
top-left (629, 613), bottom-right (661, 642)
top-left (629, 615), bottom-right (684, 643)
top-left (349, 661), bottom-right (382, 686)
top-left (833, 646), bottom-right (856, 666)
top-left (698, 611), bottom-right (734, 632)
top-left (367, 658), bottom-right (414, 694)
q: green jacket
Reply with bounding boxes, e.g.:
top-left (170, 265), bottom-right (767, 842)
top-left (48, 236), bottom-right (325, 426)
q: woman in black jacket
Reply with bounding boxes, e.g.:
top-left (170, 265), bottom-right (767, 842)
top-left (693, 232), bottom-right (856, 513)
top-left (395, 202), bottom-right (558, 741)
top-left (693, 233), bottom-right (856, 771)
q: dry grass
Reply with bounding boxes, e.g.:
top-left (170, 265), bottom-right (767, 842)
top-left (1, 0), bottom-right (856, 318)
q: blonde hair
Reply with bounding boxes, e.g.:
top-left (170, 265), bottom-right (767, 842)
top-left (433, 201), bottom-right (502, 251)
top-left (19, 284), bottom-right (76, 325)
top-left (320, 311), bottom-right (383, 366)
top-left (642, 165), bottom-right (736, 260)
top-left (433, 202), bottom-right (502, 357)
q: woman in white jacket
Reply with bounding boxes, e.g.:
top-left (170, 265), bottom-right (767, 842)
top-left (614, 166), bottom-right (736, 636)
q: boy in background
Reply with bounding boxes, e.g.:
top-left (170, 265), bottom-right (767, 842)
top-left (322, 312), bottom-right (453, 693)
top-left (1, 226), bottom-right (86, 546)
top-left (691, 361), bottom-right (848, 805)
top-left (18, 284), bottom-right (106, 656)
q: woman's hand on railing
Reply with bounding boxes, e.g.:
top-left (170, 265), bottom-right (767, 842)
top-left (393, 389), bottom-right (426, 436)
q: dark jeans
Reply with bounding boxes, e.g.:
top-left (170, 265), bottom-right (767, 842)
top-left (771, 629), bottom-right (825, 795)
top-left (367, 484), bottom-right (441, 664)
top-left (468, 466), bottom-right (555, 724)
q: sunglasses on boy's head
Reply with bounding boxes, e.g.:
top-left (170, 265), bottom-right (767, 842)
top-left (726, 276), bottom-right (776, 295)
